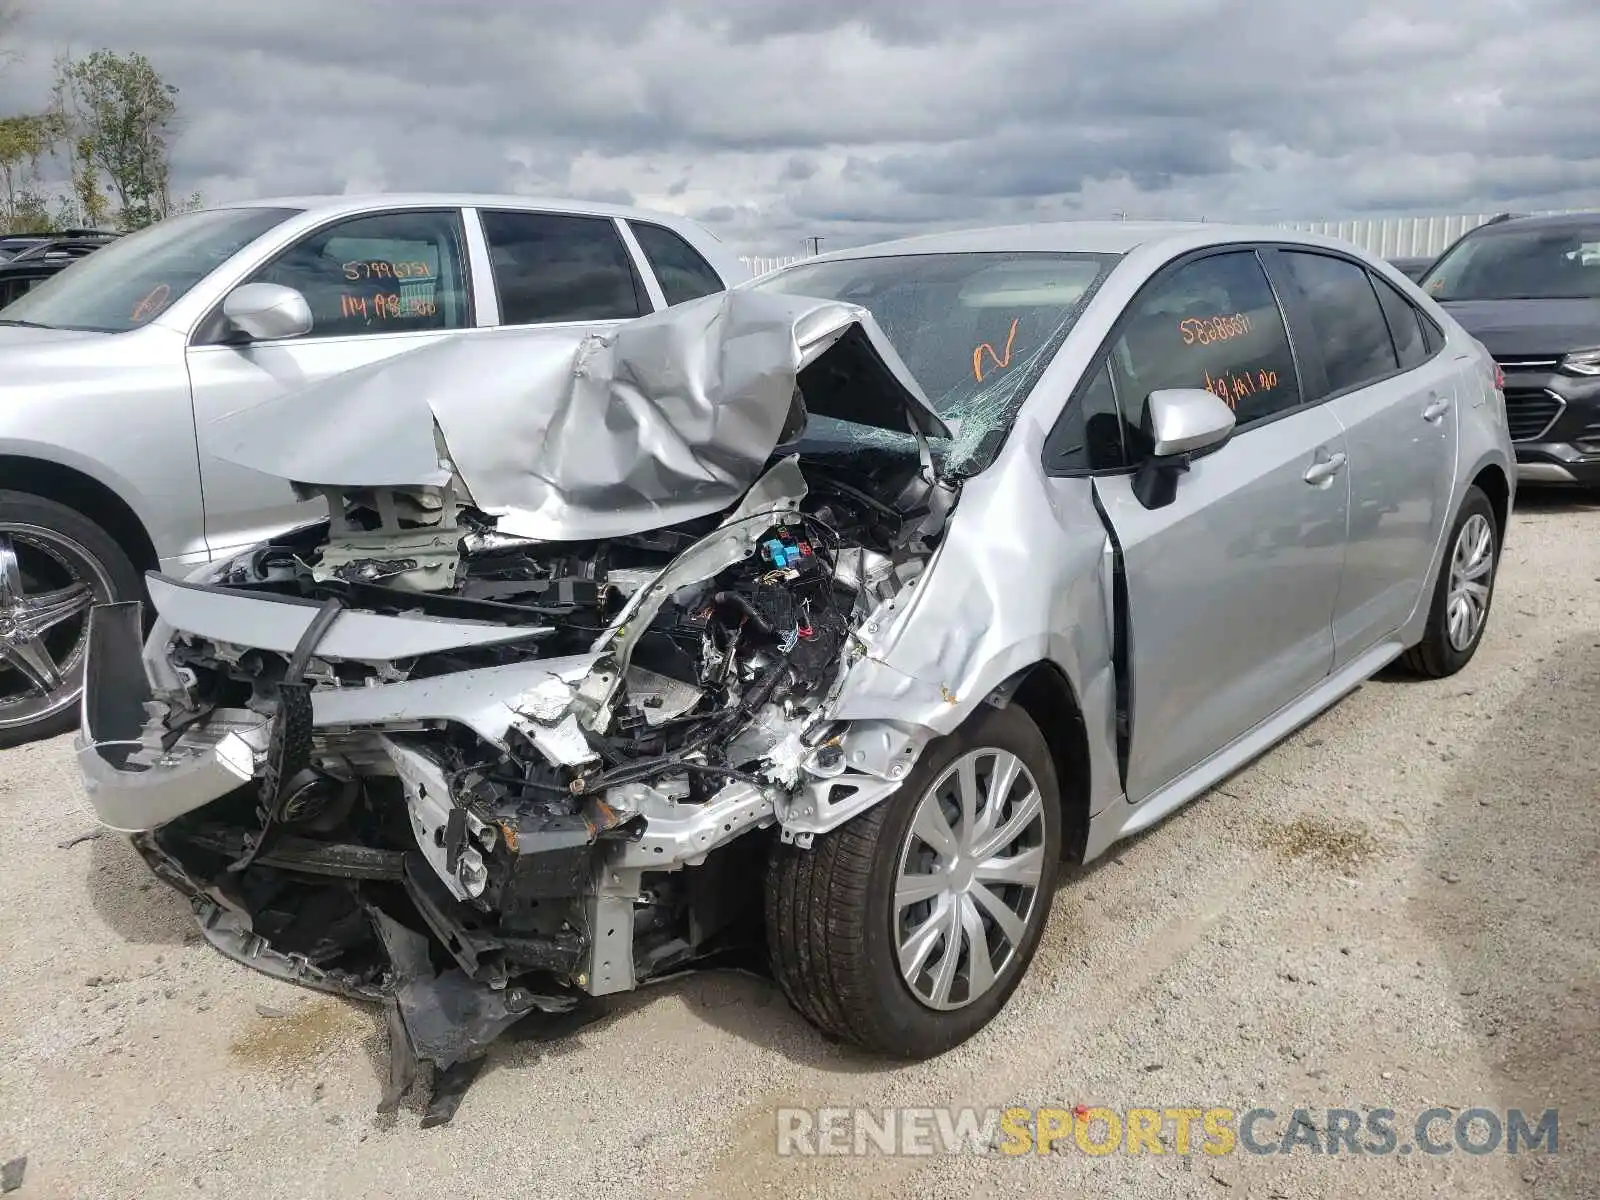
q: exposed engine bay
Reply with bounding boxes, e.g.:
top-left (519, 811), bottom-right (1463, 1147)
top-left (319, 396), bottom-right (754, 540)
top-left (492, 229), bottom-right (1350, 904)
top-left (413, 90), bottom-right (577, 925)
top-left (105, 443), bottom-right (946, 1124)
top-left (73, 290), bottom-right (981, 1125)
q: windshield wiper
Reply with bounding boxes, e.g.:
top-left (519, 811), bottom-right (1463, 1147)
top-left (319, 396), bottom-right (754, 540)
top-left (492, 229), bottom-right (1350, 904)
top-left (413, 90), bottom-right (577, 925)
top-left (0, 319), bottom-right (53, 328)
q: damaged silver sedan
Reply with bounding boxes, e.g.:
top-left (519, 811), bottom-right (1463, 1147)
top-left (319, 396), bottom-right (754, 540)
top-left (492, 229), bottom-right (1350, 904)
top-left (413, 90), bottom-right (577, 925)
top-left (74, 223), bottom-right (1514, 1122)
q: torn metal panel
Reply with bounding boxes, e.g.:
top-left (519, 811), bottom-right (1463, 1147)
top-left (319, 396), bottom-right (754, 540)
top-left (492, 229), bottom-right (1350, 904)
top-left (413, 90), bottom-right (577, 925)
top-left (824, 449), bottom-right (1115, 740)
top-left (313, 654), bottom-right (601, 746)
top-left (205, 290), bottom-right (949, 543)
top-left (145, 573), bottom-right (547, 660)
top-left (586, 453), bottom-right (811, 726)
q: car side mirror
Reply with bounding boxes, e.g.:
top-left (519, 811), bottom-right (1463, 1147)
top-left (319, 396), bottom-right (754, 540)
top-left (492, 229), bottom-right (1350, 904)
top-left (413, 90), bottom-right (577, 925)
top-left (1131, 388), bottom-right (1237, 510)
top-left (222, 282), bottom-right (312, 342)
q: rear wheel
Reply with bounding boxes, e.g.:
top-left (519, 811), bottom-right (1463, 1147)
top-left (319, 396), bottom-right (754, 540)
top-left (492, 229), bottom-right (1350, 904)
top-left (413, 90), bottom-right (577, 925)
top-left (0, 491), bottom-right (140, 749)
top-left (1401, 485), bottom-right (1499, 678)
top-left (765, 703), bottom-right (1062, 1058)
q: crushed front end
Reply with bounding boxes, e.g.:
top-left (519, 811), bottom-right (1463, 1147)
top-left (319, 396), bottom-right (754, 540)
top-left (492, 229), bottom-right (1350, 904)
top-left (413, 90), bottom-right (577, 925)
top-left (71, 290), bottom-right (965, 1122)
top-left (74, 452), bottom-right (940, 1122)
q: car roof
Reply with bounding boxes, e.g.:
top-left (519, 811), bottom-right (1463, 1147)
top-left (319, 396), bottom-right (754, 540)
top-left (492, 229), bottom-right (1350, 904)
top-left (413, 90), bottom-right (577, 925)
top-left (1465, 211), bottom-right (1600, 236)
top-left (790, 219), bottom-right (1362, 263)
top-left (221, 192), bottom-right (711, 227)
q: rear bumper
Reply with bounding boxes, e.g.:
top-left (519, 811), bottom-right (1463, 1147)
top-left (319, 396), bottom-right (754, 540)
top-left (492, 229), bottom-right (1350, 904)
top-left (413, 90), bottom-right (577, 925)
top-left (72, 601), bottom-right (268, 832)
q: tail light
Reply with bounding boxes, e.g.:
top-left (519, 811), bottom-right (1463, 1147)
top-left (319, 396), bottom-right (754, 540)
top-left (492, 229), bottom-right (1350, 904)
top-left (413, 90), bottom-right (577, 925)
top-left (1493, 362), bottom-right (1505, 391)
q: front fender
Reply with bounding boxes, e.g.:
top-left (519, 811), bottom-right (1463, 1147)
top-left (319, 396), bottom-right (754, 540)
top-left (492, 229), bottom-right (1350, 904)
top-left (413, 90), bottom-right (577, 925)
top-left (812, 462), bottom-right (1125, 824)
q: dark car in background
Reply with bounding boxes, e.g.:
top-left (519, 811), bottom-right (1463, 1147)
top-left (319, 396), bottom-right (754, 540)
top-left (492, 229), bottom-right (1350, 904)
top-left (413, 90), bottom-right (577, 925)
top-left (1387, 255), bottom-right (1434, 282)
top-left (0, 230), bottom-right (120, 306)
top-left (1419, 212), bottom-right (1600, 487)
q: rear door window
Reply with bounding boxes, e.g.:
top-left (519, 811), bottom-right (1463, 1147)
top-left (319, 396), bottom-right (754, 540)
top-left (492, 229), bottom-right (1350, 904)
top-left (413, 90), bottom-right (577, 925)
top-left (1107, 249), bottom-right (1301, 456)
top-left (251, 209), bottom-right (471, 338)
top-left (628, 221), bottom-right (726, 306)
top-left (479, 210), bottom-right (647, 324)
top-left (1280, 251), bottom-right (1399, 395)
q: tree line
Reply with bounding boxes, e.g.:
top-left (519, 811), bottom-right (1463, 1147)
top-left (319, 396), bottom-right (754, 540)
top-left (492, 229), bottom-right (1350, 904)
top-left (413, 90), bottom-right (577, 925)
top-left (1, 4), bottom-right (195, 233)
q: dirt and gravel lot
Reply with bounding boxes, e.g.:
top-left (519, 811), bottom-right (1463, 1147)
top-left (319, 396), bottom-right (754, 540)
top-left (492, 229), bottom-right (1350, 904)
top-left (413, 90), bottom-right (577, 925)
top-left (0, 493), bottom-right (1595, 1200)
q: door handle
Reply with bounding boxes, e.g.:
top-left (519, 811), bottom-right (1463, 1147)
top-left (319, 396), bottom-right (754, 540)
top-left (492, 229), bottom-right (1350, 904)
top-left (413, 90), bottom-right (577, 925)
top-left (1423, 395), bottom-right (1451, 422)
top-left (1303, 451), bottom-right (1347, 485)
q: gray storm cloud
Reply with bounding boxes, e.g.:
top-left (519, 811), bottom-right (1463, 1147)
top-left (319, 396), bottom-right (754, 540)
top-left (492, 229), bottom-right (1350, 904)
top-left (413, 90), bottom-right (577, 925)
top-left (1, 0), bottom-right (1596, 252)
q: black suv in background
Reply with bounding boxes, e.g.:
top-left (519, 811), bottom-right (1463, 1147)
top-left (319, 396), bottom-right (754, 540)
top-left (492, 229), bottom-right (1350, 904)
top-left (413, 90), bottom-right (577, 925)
top-left (1418, 212), bottom-right (1600, 487)
top-left (0, 230), bottom-right (119, 307)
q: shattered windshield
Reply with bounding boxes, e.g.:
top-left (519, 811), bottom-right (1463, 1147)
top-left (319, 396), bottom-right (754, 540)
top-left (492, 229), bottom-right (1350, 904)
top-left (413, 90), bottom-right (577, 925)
top-left (755, 250), bottom-right (1119, 473)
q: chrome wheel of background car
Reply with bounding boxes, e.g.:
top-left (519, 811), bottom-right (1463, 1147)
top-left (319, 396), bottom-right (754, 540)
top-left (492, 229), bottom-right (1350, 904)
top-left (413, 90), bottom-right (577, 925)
top-left (0, 524), bottom-right (112, 733)
top-left (1445, 512), bottom-right (1495, 652)
top-left (893, 747), bottom-right (1047, 1012)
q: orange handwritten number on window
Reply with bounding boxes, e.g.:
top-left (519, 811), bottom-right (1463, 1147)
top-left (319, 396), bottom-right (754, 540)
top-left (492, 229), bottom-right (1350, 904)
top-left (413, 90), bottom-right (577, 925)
top-left (972, 318), bottom-right (1020, 383)
top-left (130, 283), bottom-right (171, 323)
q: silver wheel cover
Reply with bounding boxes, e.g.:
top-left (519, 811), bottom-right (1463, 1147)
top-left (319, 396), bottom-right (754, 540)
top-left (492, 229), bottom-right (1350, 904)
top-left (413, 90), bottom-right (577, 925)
top-left (893, 747), bottom-right (1049, 1011)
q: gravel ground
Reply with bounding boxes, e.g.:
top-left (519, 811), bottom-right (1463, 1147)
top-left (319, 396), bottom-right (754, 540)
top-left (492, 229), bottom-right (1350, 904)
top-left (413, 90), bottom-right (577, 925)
top-left (0, 493), bottom-right (1595, 1200)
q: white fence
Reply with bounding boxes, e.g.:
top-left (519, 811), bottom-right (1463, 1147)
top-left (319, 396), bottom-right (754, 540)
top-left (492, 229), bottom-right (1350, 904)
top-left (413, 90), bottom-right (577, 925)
top-left (739, 254), bottom-right (806, 276)
top-left (1276, 210), bottom-right (1588, 258)
top-left (739, 208), bottom-right (1592, 274)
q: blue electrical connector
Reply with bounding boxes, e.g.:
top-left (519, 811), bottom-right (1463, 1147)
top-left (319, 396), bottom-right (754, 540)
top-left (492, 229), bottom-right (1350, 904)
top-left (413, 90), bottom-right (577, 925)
top-left (762, 538), bottom-right (799, 568)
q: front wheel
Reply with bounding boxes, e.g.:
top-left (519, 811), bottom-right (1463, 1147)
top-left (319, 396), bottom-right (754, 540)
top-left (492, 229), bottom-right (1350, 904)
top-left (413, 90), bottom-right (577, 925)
top-left (0, 491), bottom-right (140, 749)
top-left (765, 703), bottom-right (1062, 1058)
top-left (1401, 484), bottom-right (1500, 679)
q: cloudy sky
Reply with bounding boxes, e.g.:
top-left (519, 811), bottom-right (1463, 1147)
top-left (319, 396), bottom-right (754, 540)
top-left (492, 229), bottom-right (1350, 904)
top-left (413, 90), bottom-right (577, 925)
top-left (3, 0), bottom-right (1599, 255)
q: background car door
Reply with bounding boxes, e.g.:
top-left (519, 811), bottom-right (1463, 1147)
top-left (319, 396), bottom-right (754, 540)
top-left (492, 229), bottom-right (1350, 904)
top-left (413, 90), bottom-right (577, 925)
top-left (1087, 249), bottom-right (1351, 803)
top-left (475, 209), bottom-right (652, 326)
top-left (185, 207), bottom-right (476, 557)
top-left (1269, 249), bottom-right (1460, 668)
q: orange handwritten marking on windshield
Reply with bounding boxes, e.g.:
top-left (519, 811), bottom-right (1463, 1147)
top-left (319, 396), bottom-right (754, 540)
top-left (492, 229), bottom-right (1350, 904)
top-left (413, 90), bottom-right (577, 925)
top-left (130, 283), bottom-right (172, 323)
top-left (342, 260), bottom-right (432, 281)
top-left (972, 318), bottom-right (1020, 383)
top-left (1204, 365), bottom-right (1281, 409)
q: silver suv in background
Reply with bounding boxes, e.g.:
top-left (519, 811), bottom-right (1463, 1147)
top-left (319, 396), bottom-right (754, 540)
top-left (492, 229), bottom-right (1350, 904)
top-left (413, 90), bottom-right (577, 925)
top-left (0, 195), bottom-right (748, 746)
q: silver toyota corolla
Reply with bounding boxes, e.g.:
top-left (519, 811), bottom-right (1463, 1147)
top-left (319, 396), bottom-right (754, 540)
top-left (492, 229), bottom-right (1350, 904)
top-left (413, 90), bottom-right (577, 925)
top-left (72, 221), bottom-right (1512, 1121)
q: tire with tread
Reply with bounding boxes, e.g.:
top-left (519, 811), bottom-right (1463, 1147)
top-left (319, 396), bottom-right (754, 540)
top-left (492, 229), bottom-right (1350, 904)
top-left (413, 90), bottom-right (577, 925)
top-left (1401, 484), bottom-right (1499, 679)
top-left (0, 490), bottom-right (141, 749)
top-left (765, 702), bottom-right (1061, 1058)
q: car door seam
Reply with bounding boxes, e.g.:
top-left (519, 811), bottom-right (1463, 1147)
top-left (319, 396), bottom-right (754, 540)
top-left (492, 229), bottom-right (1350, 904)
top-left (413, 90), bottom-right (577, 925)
top-left (1088, 480), bottom-right (1132, 789)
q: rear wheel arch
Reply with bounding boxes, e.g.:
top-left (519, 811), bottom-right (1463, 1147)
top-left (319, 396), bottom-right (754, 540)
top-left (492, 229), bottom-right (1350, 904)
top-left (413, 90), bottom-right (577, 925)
top-left (0, 455), bottom-right (160, 578)
top-left (1470, 462), bottom-right (1510, 544)
top-left (1402, 483), bottom-right (1499, 678)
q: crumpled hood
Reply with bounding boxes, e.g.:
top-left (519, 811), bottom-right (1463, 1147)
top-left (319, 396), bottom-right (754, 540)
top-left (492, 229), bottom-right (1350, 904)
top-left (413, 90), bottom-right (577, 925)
top-left (205, 288), bottom-right (950, 541)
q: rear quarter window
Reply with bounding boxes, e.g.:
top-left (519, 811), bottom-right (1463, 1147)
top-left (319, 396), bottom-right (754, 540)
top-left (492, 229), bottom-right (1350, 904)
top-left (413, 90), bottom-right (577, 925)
top-left (1371, 273), bottom-right (1430, 369)
top-left (629, 221), bottom-right (726, 306)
